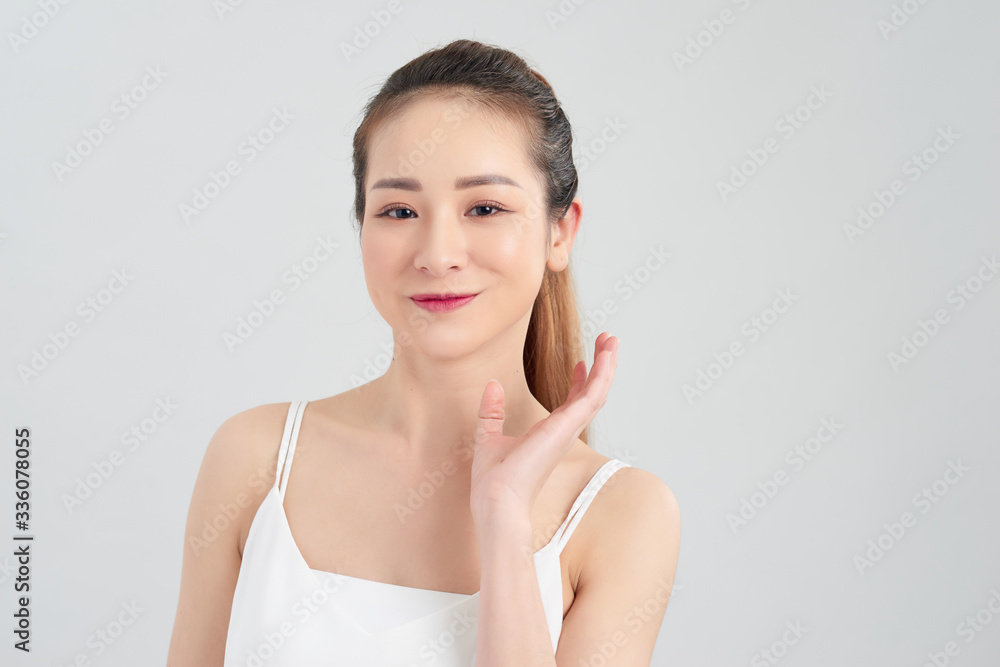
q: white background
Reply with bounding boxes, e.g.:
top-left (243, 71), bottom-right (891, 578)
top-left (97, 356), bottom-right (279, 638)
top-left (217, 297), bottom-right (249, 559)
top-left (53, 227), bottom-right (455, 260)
top-left (1, 0), bottom-right (999, 665)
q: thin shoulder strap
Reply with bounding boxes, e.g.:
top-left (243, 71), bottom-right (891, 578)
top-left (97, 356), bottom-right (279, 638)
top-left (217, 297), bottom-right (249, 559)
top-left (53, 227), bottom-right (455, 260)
top-left (552, 459), bottom-right (631, 554)
top-left (275, 400), bottom-right (307, 500)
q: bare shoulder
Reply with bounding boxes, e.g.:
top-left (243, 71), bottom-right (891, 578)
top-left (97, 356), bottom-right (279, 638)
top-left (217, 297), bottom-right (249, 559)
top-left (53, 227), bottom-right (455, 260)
top-left (598, 464), bottom-right (680, 519)
top-left (202, 401), bottom-right (291, 488)
top-left (554, 461), bottom-right (681, 662)
top-left (167, 400), bottom-right (295, 665)
top-left (195, 401), bottom-right (295, 552)
top-left (577, 461), bottom-right (681, 587)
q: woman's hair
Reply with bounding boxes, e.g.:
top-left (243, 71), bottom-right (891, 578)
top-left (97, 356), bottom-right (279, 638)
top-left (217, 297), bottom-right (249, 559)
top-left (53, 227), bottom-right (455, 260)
top-left (351, 39), bottom-right (592, 445)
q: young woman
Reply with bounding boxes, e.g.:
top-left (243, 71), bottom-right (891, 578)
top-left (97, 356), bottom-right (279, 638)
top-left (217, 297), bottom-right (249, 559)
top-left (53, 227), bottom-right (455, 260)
top-left (167, 38), bottom-right (680, 666)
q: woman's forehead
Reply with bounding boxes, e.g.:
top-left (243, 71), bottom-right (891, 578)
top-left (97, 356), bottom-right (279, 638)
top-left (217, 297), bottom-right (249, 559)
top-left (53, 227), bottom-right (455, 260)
top-left (366, 100), bottom-right (539, 192)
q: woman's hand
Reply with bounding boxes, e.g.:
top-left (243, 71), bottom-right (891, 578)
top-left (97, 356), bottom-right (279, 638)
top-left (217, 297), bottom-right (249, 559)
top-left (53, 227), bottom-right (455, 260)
top-left (469, 332), bottom-right (620, 522)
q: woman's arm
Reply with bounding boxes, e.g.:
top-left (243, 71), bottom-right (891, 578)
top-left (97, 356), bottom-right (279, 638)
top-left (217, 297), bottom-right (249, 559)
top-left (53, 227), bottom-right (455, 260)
top-left (166, 407), bottom-right (278, 666)
top-left (474, 467), bottom-right (681, 667)
top-left (554, 467), bottom-right (681, 666)
top-left (474, 505), bottom-right (557, 666)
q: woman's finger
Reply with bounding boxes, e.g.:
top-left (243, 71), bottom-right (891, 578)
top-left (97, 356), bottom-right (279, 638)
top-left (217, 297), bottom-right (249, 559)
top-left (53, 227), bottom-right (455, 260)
top-left (474, 379), bottom-right (506, 442)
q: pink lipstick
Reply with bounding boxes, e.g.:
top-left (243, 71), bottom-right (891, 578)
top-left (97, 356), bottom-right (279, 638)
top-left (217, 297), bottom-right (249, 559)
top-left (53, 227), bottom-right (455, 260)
top-left (410, 293), bottom-right (478, 313)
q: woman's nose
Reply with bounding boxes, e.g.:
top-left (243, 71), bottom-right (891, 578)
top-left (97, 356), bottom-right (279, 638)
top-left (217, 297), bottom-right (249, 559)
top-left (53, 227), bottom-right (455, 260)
top-left (413, 213), bottom-right (467, 275)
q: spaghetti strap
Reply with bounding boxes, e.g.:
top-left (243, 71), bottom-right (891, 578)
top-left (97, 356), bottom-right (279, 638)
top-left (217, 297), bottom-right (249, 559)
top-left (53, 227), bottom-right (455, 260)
top-left (275, 400), bottom-right (308, 500)
top-left (226, 402), bottom-right (616, 660)
top-left (551, 459), bottom-right (631, 554)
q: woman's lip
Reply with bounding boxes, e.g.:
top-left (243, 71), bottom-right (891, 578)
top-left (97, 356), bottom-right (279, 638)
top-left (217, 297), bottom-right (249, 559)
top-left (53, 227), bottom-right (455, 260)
top-left (410, 293), bottom-right (478, 300)
top-left (410, 293), bottom-right (478, 312)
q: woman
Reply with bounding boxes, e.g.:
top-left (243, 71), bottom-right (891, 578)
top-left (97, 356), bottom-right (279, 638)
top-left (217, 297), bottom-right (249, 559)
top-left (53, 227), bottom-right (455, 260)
top-left (168, 38), bottom-right (680, 666)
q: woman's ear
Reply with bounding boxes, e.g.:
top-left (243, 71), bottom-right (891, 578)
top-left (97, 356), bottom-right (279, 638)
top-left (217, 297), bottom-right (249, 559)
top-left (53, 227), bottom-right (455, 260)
top-left (546, 198), bottom-right (582, 272)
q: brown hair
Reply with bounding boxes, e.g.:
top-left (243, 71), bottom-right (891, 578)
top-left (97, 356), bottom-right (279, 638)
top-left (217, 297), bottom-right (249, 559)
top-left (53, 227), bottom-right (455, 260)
top-left (351, 39), bottom-right (592, 445)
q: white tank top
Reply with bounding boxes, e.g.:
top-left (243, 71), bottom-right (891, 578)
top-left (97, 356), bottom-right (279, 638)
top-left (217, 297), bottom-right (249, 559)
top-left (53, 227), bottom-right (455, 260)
top-left (223, 400), bottom-right (631, 666)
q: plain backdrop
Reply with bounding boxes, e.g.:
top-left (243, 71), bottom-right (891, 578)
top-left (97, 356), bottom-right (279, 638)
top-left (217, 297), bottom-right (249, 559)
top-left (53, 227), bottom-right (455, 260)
top-left (1, 0), bottom-right (999, 665)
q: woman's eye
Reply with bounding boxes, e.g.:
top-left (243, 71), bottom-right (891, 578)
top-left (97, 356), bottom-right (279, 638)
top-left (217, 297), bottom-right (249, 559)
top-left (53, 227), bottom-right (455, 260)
top-left (375, 202), bottom-right (507, 219)
top-left (470, 202), bottom-right (507, 217)
top-left (377, 206), bottom-right (415, 219)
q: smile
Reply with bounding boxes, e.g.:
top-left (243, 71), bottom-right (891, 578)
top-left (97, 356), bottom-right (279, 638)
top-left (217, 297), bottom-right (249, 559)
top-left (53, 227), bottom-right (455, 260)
top-left (410, 293), bottom-right (478, 313)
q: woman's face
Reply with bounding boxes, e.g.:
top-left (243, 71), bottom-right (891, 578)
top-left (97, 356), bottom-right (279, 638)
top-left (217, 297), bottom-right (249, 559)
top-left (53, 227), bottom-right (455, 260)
top-left (360, 95), bottom-right (560, 359)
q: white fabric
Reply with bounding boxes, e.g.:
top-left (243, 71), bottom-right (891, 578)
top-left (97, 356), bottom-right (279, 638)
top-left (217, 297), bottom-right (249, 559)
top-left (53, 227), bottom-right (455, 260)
top-left (223, 400), bottom-right (630, 666)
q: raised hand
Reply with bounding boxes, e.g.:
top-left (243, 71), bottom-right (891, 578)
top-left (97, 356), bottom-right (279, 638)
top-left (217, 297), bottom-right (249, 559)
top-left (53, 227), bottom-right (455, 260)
top-left (469, 332), bottom-right (620, 521)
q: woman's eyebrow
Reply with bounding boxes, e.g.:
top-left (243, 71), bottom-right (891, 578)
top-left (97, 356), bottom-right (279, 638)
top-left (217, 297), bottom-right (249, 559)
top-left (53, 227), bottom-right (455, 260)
top-left (370, 174), bottom-right (524, 192)
top-left (455, 174), bottom-right (523, 189)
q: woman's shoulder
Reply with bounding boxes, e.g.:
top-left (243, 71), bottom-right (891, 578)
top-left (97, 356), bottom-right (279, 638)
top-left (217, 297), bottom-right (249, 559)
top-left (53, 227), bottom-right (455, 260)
top-left (199, 392), bottom-right (361, 498)
top-left (580, 451), bottom-right (679, 562)
top-left (206, 401), bottom-right (295, 481)
top-left (193, 400), bottom-right (322, 558)
top-left (565, 444), bottom-right (669, 500)
top-left (567, 447), bottom-right (680, 556)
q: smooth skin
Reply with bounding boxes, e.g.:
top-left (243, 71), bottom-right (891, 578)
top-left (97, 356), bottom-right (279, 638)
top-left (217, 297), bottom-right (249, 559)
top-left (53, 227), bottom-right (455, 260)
top-left (167, 94), bottom-right (680, 666)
